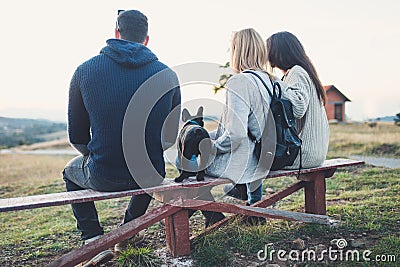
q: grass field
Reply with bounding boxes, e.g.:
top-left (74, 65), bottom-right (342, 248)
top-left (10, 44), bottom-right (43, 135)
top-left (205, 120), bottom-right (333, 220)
top-left (0, 123), bottom-right (399, 266)
top-left (328, 122), bottom-right (400, 158)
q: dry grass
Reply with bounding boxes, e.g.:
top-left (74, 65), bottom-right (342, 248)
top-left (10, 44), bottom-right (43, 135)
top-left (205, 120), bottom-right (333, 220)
top-left (16, 138), bottom-right (72, 151)
top-left (0, 154), bottom-right (74, 186)
top-left (328, 122), bottom-right (400, 157)
top-left (329, 122), bottom-right (400, 144)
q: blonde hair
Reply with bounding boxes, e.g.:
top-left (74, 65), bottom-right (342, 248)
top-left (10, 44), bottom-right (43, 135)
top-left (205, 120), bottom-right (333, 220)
top-left (231, 28), bottom-right (267, 73)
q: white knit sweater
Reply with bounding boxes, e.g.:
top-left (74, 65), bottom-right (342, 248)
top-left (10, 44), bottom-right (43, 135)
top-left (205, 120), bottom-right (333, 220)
top-left (282, 65), bottom-right (329, 169)
top-left (206, 70), bottom-right (274, 184)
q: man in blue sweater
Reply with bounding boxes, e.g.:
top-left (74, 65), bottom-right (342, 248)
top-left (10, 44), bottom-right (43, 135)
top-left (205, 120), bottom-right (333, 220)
top-left (63, 10), bottom-right (181, 265)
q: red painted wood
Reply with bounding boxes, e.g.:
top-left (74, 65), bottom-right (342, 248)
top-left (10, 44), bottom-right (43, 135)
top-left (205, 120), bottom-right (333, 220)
top-left (165, 209), bottom-right (191, 257)
top-left (305, 181), bottom-right (316, 214)
top-left (47, 203), bottom-right (182, 267)
top-left (304, 172), bottom-right (327, 215)
top-left (265, 158), bottom-right (363, 179)
top-left (324, 168), bottom-right (337, 178)
top-left (314, 178), bottom-right (327, 215)
top-left (0, 177), bottom-right (230, 212)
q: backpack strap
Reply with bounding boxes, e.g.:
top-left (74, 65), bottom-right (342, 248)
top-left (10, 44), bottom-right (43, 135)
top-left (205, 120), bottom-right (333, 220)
top-left (242, 70), bottom-right (276, 98)
top-left (247, 125), bottom-right (259, 143)
top-left (281, 69), bottom-right (303, 176)
top-left (243, 70), bottom-right (273, 143)
top-left (297, 147), bottom-right (303, 179)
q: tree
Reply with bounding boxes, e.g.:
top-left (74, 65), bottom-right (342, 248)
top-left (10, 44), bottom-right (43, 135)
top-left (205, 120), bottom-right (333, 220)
top-left (395, 112), bottom-right (400, 126)
top-left (211, 62), bottom-right (232, 94)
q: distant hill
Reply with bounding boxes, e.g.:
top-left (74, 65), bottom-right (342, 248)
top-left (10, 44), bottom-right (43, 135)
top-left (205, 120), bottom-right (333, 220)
top-left (0, 117), bottom-right (51, 127)
top-left (0, 117), bottom-right (67, 148)
top-left (373, 116), bottom-right (396, 122)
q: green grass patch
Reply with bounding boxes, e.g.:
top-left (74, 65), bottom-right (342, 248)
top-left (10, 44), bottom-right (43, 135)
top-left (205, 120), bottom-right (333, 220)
top-left (117, 246), bottom-right (160, 267)
top-left (192, 228), bottom-right (232, 266)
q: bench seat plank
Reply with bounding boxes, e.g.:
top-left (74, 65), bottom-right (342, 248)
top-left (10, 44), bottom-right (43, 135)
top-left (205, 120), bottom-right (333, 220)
top-left (0, 177), bottom-right (230, 212)
top-left (266, 158), bottom-right (363, 178)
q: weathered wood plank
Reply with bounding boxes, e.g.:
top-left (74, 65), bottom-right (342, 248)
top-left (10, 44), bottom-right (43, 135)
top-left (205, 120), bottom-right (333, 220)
top-left (182, 199), bottom-right (331, 224)
top-left (165, 209), bottom-right (190, 256)
top-left (0, 177), bottom-right (229, 212)
top-left (314, 177), bottom-right (327, 214)
top-left (304, 172), bottom-right (327, 214)
top-left (265, 158), bottom-right (363, 178)
top-left (47, 202), bottom-right (182, 267)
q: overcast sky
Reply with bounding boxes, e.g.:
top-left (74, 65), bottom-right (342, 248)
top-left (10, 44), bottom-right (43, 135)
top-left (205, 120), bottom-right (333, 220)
top-left (0, 0), bottom-right (399, 122)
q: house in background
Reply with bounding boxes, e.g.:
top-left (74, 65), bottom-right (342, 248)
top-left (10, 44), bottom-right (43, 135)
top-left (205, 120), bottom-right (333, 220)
top-left (324, 85), bottom-right (350, 122)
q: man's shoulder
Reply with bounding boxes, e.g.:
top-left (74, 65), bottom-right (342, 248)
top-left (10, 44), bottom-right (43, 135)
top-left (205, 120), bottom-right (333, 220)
top-left (148, 60), bottom-right (178, 81)
top-left (74, 54), bottom-right (177, 82)
top-left (148, 59), bottom-right (169, 72)
top-left (74, 54), bottom-right (106, 72)
top-left (149, 59), bottom-right (175, 72)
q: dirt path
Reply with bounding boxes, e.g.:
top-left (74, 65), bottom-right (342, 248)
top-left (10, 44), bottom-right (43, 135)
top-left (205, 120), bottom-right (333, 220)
top-left (350, 155), bottom-right (400, 169)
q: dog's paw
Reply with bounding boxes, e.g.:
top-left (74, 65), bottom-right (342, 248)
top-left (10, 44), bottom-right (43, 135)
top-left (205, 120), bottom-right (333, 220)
top-left (174, 176), bottom-right (184, 183)
top-left (175, 172), bottom-right (188, 182)
top-left (196, 172), bottom-right (205, 181)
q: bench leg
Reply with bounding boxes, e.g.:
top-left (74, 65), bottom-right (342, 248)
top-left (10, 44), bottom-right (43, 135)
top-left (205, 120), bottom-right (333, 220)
top-left (165, 209), bottom-right (191, 257)
top-left (303, 172), bottom-right (326, 215)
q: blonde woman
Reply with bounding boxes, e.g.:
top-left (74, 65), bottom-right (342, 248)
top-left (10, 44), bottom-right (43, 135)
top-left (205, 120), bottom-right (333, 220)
top-left (206, 28), bottom-right (277, 208)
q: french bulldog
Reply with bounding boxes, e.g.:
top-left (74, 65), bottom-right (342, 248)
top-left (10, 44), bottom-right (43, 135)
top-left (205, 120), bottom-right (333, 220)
top-left (174, 106), bottom-right (213, 182)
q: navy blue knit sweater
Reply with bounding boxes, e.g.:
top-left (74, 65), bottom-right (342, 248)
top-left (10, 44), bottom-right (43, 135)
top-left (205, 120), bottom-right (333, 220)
top-left (68, 39), bottom-right (180, 182)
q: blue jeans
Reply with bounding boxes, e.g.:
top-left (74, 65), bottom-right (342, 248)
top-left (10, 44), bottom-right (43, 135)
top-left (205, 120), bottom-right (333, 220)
top-left (246, 183), bottom-right (262, 205)
top-left (63, 155), bottom-right (160, 240)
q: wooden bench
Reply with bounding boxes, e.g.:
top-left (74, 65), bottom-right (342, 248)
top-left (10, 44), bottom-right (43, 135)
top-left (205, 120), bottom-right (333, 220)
top-left (0, 158), bottom-right (363, 267)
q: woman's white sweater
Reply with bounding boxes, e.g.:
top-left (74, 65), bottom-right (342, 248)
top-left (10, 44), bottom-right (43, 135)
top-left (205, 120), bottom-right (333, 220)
top-left (206, 70), bottom-right (274, 184)
top-left (282, 65), bottom-right (329, 169)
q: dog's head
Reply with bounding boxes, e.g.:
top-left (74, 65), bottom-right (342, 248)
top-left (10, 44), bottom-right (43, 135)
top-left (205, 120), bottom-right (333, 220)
top-left (182, 106), bottom-right (204, 127)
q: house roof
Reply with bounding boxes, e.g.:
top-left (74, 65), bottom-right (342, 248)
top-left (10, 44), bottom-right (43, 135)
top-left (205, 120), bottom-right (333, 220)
top-left (324, 85), bottom-right (351, 102)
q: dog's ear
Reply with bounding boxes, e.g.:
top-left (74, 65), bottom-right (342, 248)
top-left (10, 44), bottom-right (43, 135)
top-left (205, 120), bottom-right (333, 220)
top-left (196, 106), bottom-right (204, 118)
top-left (182, 108), bottom-right (191, 122)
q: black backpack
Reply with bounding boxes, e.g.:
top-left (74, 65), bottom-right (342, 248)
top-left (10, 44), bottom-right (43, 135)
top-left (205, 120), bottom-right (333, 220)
top-left (243, 71), bottom-right (302, 171)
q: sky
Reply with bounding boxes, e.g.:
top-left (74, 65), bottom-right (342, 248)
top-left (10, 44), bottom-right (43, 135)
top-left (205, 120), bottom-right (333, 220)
top-left (0, 0), bottom-right (399, 122)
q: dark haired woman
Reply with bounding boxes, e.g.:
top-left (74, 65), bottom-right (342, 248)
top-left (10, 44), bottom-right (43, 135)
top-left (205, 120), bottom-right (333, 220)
top-left (266, 31), bottom-right (329, 169)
